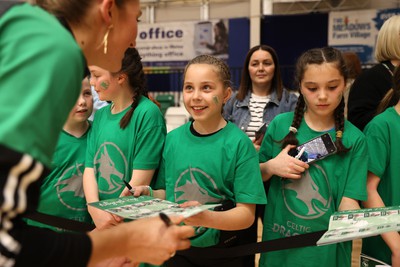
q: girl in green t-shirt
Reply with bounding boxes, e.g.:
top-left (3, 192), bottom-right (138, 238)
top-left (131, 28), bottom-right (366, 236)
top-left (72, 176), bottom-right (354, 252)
top-left (362, 67), bottom-right (400, 266)
top-left (84, 48), bottom-right (166, 231)
top-left (259, 47), bottom-right (368, 267)
top-left (27, 77), bottom-right (93, 232)
top-left (133, 55), bottom-right (267, 267)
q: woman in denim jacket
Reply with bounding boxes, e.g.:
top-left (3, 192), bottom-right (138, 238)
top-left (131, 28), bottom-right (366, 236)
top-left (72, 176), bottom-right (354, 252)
top-left (223, 45), bottom-right (298, 266)
top-left (223, 45), bottom-right (298, 151)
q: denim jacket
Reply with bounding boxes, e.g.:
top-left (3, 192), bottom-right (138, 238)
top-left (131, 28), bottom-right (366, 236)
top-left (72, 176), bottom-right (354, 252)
top-left (223, 89), bottom-right (298, 132)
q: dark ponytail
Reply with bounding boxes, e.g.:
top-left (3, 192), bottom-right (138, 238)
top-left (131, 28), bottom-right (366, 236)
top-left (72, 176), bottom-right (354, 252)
top-left (115, 48), bottom-right (148, 129)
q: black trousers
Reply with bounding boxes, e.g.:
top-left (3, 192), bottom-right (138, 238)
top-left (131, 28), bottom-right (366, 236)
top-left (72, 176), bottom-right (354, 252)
top-left (0, 145), bottom-right (91, 267)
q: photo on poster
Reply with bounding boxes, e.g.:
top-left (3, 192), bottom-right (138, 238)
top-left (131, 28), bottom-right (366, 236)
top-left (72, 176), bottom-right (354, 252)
top-left (194, 19), bottom-right (229, 56)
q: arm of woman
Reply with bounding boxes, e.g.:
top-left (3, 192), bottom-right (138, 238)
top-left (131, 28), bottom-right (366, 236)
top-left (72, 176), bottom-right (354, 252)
top-left (182, 203), bottom-right (255, 231)
top-left (87, 216), bottom-right (194, 267)
top-left (83, 168), bottom-right (120, 229)
top-left (362, 171), bottom-right (400, 266)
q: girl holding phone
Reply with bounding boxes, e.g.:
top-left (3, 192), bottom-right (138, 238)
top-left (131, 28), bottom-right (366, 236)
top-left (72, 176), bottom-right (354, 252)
top-left (258, 47), bottom-right (368, 267)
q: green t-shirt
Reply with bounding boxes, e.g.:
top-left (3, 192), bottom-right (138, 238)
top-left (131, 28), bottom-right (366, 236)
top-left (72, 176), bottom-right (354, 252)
top-left (27, 127), bottom-right (93, 232)
top-left (362, 107), bottom-right (400, 265)
top-left (259, 112), bottom-right (367, 267)
top-left (86, 96), bottom-right (166, 200)
top-left (155, 121), bottom-right (267, 247)
top-left (0, 3), bottom-right (85, 167)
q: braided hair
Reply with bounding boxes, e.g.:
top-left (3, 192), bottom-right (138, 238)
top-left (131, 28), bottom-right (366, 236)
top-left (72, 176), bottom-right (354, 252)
top-left (183, 54), bottom-right (232, 89)
top-left (280, 47), bottom-right (350, 154)
top-left (113, 48), bottom-right (148, 129)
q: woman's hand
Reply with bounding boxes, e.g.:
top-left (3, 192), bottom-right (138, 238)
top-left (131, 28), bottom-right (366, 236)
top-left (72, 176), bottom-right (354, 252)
top-left (122, 216), bottom-right (193, 265)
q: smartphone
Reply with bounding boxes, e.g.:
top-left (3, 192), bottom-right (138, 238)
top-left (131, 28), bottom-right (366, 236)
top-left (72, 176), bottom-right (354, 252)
top-left (293, 133), bottom-right (337, 164)
top-left (255, 123), bottom-right (268, 140)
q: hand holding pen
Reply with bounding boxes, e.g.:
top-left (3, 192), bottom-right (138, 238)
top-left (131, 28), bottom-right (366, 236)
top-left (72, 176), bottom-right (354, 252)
top-left (123, 180), bottom-right (154, 197)
top-left (123, 180), bottom-right (135, 195)
top-left (159, 212), bottom-right (176, 257)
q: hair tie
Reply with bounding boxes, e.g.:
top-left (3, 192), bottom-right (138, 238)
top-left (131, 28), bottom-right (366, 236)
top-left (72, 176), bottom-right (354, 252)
top-left (289, 126), bottom-right (298, 134)
top-left (336, 130), bottom-right (343, 138)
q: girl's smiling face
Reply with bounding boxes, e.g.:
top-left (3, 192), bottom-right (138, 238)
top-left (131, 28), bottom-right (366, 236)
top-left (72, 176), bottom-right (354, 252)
top-left (183, 64), bottom-right (231, 125)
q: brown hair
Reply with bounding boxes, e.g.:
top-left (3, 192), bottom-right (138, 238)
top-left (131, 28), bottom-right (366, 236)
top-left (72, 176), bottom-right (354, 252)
top-left (281, 47), bottom-right (350, 154)
top-left (236, 45), bottom-right (283, 101)
top-left (343, 52), bottom-right (362, 79)
top-left (35, 0), bottom-right (127, 25)
top-left (183, 54), bottom-right (232, 89)
top-left (113, 47), bottom-right (148, 129)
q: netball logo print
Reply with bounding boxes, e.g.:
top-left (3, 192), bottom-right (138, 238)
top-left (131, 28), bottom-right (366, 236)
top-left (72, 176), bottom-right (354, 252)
top-left (282, 164), bottom-right (332, 219)
top-left (55, 162), bottom-right (86, 211)
top-left (94, 142), bottom-right (128, 195)
top-left (174, 166), bottom-right (221, 204)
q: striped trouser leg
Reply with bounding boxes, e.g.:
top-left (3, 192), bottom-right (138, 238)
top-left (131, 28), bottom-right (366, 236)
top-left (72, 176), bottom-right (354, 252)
top-left (0, 147), bottom-right (44, 267)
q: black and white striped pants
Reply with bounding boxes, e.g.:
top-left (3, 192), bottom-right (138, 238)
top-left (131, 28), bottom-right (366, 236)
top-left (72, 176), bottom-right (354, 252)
top-left (0, 145), bottom-right (90, 267)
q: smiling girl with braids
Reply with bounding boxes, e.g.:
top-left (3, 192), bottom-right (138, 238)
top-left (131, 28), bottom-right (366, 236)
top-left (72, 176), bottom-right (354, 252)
top-left (258, 47), bottom-right (368, 267)
top-left (84, 48), bottom-right (166, 230)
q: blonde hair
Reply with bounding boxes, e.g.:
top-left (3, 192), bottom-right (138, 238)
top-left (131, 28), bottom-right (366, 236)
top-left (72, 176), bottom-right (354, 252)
top-left (375, 15), bottom-right (400, 62)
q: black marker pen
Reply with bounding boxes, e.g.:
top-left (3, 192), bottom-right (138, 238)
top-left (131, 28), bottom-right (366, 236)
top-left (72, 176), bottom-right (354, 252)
top-left (123, 180), bottom-right (135, 195)
top-left (159, 212), bottom-right (173, 227)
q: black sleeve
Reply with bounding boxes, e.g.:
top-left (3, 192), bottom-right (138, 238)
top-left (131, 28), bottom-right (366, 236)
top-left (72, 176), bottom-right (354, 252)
top-left (347, 65), bottom-right (392, 131)
top-left (15, 225), bottom-right (92, 267)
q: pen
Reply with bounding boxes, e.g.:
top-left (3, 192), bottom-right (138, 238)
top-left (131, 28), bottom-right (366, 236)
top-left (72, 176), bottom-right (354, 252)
top-left (123, 180), bottom-right (135, 195)
top-left (295, 147), bottom-right (306, 160)
top-left (159, 212), bottom-right (173, 227)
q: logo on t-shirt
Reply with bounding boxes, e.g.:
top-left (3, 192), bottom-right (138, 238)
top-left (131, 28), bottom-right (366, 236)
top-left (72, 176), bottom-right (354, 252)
top-left (174, 167), bottom-right (221, 204)
top-left (94, 142), bottom-right (128, 195)
top-left (55, 162), bottom-right (86, 211)
top-left (283, 164), bottom-right (332, 219)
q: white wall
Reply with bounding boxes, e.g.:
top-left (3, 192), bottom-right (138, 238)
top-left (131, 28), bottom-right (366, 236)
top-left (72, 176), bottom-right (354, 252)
top-left (144, 1), bottom-right (249, 23)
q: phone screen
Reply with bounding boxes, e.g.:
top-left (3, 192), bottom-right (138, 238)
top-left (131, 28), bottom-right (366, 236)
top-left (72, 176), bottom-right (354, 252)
top-left (295, 133), bottom-right (337, 163)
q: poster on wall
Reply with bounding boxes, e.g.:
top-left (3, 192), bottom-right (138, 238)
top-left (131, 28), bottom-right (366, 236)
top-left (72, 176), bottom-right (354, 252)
top-left (136, 19), bottom-right (229, 70)
top-left (328, 8), bottom-right (400, 64)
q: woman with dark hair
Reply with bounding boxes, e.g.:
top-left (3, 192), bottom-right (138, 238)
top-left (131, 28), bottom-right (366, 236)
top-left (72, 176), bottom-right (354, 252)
top-left (0, 0), bottom-right (193, 266)
top-left (223, 44), bottom-right (298, 151)
top-left (223, 44), bottom-right (298, 266)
